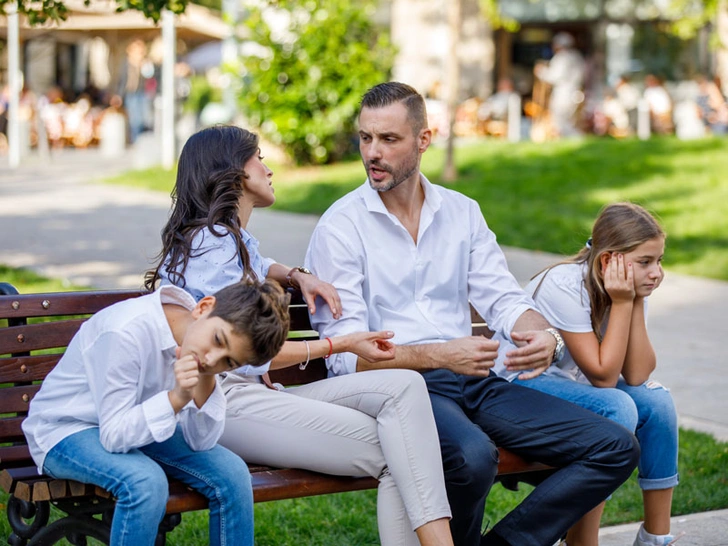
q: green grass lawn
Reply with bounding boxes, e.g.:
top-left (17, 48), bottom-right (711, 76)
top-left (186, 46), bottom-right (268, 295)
top-left (3, 428), bottom-right (725, 544)
top-left (103, 135), bottom-right (728, 282)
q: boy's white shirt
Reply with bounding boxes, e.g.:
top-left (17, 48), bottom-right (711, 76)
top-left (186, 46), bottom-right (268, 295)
top-left (22, 285), bottom-right (226, 473)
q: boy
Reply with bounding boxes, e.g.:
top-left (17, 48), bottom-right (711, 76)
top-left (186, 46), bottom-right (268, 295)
top-left (23, 280), bottom-right (290, 546)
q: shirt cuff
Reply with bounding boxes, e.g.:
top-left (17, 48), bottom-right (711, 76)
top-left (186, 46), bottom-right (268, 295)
top-left (504, 303), bottom-right (541, 342)
top-left (141, 391), bottom-right (177, 443)
top-left (188, 383), bottom-right (226, 422)
top-left (326, 352), bottom-right (357, 376)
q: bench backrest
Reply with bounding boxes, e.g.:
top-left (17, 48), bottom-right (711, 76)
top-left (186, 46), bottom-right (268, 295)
top-left (0, 283), bottom-right (491, 472)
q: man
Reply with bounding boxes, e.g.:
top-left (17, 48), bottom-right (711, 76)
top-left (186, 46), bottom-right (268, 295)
top-left (305, 82), bottom-right (639, 546)
top-left (534, 32), bottom-right (585, 138)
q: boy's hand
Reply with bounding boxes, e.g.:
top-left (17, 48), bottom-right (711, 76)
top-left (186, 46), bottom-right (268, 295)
top-left (169, 347), bottom-right (199, 412)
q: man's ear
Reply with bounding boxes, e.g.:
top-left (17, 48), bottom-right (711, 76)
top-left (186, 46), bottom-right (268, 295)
top-left (418, 128), bottom-right (432, 153)
top-left (192, 296), bottom-right (216, 318)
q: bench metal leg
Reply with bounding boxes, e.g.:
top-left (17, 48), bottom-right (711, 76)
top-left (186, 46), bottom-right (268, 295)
top-left (7, 496), bottom-right (50, 546)
top-left (155, 513), bottom-right (182, 546)
top-left (26, 515), bottom-right (110, 545)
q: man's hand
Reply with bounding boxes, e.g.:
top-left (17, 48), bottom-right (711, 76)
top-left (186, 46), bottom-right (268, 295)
top-left (435, 336), bottom-right (500, 377)
top-left (504, 330), bottom-right (556, 380)
top-left (169, 347), bottom-right (199, 413)
top-left (296, 273), bottom-right (342, 319)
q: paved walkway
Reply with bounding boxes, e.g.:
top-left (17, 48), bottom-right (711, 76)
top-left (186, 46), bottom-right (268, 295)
top-left (2, 149), bottom-right (727, 544)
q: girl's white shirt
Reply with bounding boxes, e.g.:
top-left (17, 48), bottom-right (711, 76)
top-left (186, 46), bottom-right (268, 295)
top-left (492, 262), bottom-right (648, 385)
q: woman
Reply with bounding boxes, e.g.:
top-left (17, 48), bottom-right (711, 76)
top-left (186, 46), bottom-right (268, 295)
top-left (145, 125), bottom-right (453, 546)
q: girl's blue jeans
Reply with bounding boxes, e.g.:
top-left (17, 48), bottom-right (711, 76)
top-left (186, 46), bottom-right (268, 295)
top-left (514, 374), bottom-right (679, 490)
top-left (43, 426), bottom-right (253, 546)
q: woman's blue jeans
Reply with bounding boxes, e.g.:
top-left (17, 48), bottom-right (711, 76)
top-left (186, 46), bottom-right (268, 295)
top-left (43, 427), bottom-right (253, 546)
top-left (514, 374), bottom-right (679, 490)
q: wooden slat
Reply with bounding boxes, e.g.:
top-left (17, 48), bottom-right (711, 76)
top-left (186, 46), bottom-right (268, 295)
top-left (0, 355), bottom-right (62, 382)
top-left (69, 480), bottom-right (93, 497)
top-left (94, 486), bottom-right (113, 499)
top-left (14, 480), bottom-right (33, 501)
top-left (0, 384), bottom-right (39, 413)
top-left (268, 358), bottom-right (328, 385)
top-left (496, 449), bottom-right (552, 475)
top-left (0, 444), bottom-right (32, 468)
top-left (49, 479), bottom-right (69, 499)
top-left (167, 481), bottom-right (208, 513)
top-left (32, 481), bottom-right (51, 501)
top-left (0, 320), bottom-right (85, 354)
top-left (0, 290), bottom-right (143, 320)
top-left (472, 324), bottom-right (495, 338)
top-left (0, 468), bottom-right (17, 494)
top-left (252, 469), bottom-right (378, 503)
top-left (287, 305), bottom-right (314, 330)
top-left (0, 416), bottom-right (26, 442)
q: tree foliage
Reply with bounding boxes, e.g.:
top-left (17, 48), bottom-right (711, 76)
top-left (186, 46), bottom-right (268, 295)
top-left (478, 0), bottom-right (724, 41)
top-left (237, 0), bottom-right (395, 165)
top-left (0, 0), bottom-right (192, 25)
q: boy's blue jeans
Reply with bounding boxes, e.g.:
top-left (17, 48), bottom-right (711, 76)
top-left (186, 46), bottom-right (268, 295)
top-left (43, 426), bottom-right (253, 546)
top-left (514, 374), bottom-right (679, 491)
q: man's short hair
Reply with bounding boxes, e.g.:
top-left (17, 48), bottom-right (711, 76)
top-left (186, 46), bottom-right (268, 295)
top-left (210, 280), bottom-right (290, 366)
top-left (360, 82), bottom-right (428, 134)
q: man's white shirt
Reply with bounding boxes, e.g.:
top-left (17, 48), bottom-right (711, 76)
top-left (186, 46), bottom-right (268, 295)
top-left (305, 175), bottom-right (537, 376)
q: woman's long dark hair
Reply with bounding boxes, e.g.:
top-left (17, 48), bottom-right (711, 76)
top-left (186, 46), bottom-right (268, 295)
top-left (145, 125), bottom-right (260, 291)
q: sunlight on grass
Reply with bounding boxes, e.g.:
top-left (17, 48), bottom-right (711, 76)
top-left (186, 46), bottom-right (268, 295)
top-left (102, 136), bottom-right (728, 281)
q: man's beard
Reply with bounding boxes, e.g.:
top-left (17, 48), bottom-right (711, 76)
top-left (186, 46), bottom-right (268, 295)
top-left (365, 149), bottom-right (419, 193)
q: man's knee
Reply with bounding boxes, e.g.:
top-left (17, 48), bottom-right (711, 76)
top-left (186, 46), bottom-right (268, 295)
top-left (597, 420), bottom-right (641, 476)
top-left (443, 434), bottom-right (499, 492)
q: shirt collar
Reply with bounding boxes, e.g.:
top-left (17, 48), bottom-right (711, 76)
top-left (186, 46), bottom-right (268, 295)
top-left (361, 174), bottom-right (443, 217)
top-left (156, 285), bottom-right (197, 351)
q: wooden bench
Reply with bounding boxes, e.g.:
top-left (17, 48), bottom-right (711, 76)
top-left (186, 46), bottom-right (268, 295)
top-left (0, 283), bottom-right (553, 545)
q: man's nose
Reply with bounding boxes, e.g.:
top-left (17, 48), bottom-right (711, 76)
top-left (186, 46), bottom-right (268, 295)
top-left (364, 141), bottom-right (382, 160)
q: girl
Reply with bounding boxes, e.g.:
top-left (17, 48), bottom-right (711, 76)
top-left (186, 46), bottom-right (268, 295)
top-left (145, 125), bottom-right (454, 546)
top-left (498, 202), bottom-right (679, 546)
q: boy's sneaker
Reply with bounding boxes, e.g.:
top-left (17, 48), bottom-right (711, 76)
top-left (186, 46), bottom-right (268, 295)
top-left (633, 523), bottom-right (684, 546)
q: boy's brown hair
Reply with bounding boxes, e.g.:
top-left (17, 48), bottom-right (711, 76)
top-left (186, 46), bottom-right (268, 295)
top-left (210, 280), bottom-right (290, 366)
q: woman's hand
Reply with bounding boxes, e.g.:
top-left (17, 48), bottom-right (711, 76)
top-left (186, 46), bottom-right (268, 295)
top-left (603, 252), bottom-right (635, 304)
top-left (341, 331), bottom-right (396, 362)
top-left (296, 273), bottom-right (342, 319)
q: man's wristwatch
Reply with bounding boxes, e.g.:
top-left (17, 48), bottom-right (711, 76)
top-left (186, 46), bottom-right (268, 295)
top-left (285, 266), bottom-right (312, 289)
top-left (545, 328), bottom-right (565, 363)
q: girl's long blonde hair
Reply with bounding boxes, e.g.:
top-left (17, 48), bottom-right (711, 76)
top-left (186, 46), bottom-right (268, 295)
top-left (533, 202), bottom-right (665, 341)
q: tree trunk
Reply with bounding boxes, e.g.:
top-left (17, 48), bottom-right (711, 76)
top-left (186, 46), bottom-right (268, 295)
top-left (443, 0), bottom-right (461, 183)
